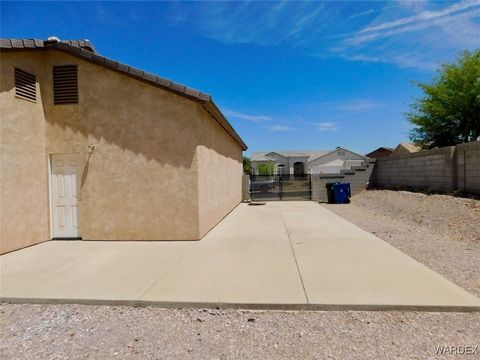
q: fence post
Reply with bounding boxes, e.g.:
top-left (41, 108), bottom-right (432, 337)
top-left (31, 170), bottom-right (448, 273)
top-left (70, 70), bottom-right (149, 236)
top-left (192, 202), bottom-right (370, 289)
top-left (309, 174), bottom-right (312, 200)
top-left (451, 146), bottom-right (458, 191)
top-left (279, 175), bottom-right (283, 200)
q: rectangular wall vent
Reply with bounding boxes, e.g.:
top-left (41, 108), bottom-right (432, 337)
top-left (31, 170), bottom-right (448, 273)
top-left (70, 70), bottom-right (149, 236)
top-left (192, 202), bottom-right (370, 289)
top-left (53, 65), bottom-right (78, 104)
top-left (15, 68), bottom-right (36, 102)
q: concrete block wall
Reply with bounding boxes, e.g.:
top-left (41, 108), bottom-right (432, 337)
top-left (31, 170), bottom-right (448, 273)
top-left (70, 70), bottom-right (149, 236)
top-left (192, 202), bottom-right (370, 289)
top-left (455, 141), bottom-right (480, 194)
top-left (373, 141), bottom-right (480, 194)
top-left (242, 174), bottom-right (251, 201)
top-left (312, 161), bottom-right (375, 202)
top-left (373, 146), bottom-right (456, 191)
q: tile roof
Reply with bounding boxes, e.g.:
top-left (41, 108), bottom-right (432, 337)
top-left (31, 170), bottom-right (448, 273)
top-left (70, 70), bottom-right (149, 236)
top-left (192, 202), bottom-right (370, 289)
top-left (251, 150), bottom-right (331, 162)
top-left (250, 154), bottom-right (273, 161)
top-left (398, 143), bottom-right (421, 152)
top-left (251, 148), bottom-right (370, 163)
top-left (61, 39), bottom-right (97, 52)
top-left (365, 146), bottom-right (393, 157)
top-left (1, 38), bottom-right (247, 150)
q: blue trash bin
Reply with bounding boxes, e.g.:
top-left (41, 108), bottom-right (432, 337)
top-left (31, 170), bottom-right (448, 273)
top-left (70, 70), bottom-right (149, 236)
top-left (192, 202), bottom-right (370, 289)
top-left (325, 182), bottom-right (339, 204)
top-left (333, 183), bottom-right (351, 204)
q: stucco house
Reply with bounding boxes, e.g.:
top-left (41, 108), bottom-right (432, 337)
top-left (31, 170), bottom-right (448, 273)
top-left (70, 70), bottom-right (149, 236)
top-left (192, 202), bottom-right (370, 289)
top-left (391, 143), bottom-right (421, 156)
top-left (251, 147), bottom-right (369, 175)
top-left (0, 38), bottom-right (247, 254)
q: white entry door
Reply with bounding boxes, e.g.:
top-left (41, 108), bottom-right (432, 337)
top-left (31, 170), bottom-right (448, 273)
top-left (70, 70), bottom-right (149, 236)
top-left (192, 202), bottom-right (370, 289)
top-left (51, 154), bottom-right (81, 238)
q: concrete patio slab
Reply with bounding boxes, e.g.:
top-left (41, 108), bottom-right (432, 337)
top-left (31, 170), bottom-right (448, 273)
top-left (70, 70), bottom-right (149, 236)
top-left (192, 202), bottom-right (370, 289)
top-left (142, 205), bottom-right (306, 304)
top-left (1, 202), bottom-right (479, 311)
top-left (0, 241), bottom-right (194, 301)
top-left (278, 202), bottom-right (479, 307)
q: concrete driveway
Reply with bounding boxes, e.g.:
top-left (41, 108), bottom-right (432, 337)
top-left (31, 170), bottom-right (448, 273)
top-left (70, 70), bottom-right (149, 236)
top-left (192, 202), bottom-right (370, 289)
top-left (1, 202), bottom-right (479, 311)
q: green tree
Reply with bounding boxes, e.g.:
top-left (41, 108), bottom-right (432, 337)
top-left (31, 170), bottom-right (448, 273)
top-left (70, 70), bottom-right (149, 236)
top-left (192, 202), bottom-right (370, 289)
top-left (243, 156), bottom-right (252, 175)
top-left (257, 163), bottom-right (275, 175)
top-left (408, 50), bottom-right (480, 149)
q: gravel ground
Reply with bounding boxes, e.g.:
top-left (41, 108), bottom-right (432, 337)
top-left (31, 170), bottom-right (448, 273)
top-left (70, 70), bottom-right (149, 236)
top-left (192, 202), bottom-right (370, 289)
top-left (323, 190), bottom-right (480, 297)
top-left (1, 190), bottom-right (479, 359)
top-left (1, 304), bottom-right (479, 360)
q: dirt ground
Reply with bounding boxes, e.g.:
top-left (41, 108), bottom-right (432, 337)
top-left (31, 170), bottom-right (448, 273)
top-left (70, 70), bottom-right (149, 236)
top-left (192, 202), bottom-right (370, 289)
top-left (1, 190), bottom-right (479, 359)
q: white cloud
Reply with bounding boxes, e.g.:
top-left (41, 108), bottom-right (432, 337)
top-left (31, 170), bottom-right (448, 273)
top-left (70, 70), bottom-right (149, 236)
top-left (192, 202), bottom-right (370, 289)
top-left (396, 0), bottom-right (429, 12)
top-left (173, 1), bottom-right (330, 47)
top-left (289, 6), bottom-right (323, 37)
top-left (268, 125), bottom-right (293, 131)
top-left (389, 55), bottom-right (438, 71)
top-left (171, 1), bottom-right (480, 71)
top-left (360, 0), bottom-right (479, 35)
top-left (338, 99), bottom-right (384, 112)
top-left (224, 110), bottom-right (271, 122)
top-left (347, 7), bottom-right (480, 46)
top-left (339, 52), bottom-right (437, 70)
top-left (349, 5), bottom-right (398, 19)
top-left (315, 122), bottom-right (337, 132)
top-left (334, 0), bottom-right (480, 70)
top-left (315, 99), bottom-right (384, 112)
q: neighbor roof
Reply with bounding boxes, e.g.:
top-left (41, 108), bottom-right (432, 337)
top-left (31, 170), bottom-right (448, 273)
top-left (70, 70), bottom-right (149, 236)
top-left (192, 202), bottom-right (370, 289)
top-left (251, 150), bottom-right (330, 162)
top-left (398, 143), bottom-right (420, 152)
top-left (365, 146), bottom-right (393, 157)
top-left (252, 147), bottom-right (370, 163)
top-left (0, 38), bottom-right (247, 150)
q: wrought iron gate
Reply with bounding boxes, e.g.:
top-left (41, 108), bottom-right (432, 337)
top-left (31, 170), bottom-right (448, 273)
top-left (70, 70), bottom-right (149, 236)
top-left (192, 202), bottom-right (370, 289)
top-left (249, 174), bottom-right (311, 201)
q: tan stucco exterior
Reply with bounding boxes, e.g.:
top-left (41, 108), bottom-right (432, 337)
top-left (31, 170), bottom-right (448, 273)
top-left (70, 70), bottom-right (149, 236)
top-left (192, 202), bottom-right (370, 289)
top-left (1, 52), bottom-right (50, 253)
top-left (391, 143), bottom-right (420, 157)
top-left (196, 110), bottom-right (243, 237)
top-left (0, 49), bottom-right (244, 254)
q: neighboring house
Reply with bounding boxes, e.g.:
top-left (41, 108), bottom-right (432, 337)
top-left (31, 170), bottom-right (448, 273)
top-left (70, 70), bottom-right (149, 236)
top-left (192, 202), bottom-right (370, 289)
top-left (251, 147), bottom-right (369, 175)
top-left (391, 143), bottom-right (421, 156)
top-left (366, 146), bottom-right (393, 159)
top-left (0, 38), bottom-right (247, 254)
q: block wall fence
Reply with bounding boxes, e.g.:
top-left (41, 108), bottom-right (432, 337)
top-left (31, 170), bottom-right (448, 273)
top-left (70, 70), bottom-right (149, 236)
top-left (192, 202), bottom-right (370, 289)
top-left (246, 141), bottom-right (479, 204)
top-left (372, 141), bottom-right (480, 194)
top-left (311, 161), bottom-right (375, 202)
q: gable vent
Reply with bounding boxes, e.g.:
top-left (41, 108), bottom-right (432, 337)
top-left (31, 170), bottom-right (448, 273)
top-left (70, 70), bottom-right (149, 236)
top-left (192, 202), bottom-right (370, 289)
top-left (53, 65), bottom-right (78, 104)
top-left (15, 68), bottom-right (36, 102)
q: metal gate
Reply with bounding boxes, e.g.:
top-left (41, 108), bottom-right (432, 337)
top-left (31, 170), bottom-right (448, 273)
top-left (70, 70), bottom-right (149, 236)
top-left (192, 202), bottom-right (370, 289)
top-left (250, 174), bottom-right (311, 201)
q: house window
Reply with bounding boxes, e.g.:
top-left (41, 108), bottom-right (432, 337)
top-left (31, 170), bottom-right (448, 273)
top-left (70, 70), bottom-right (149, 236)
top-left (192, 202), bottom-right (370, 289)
top-left (277, 164), bottom-right (285, 175)
top-left (14, 68), bottom-right (36, 102)
top-left (53, 65), bottom-right (78, 104)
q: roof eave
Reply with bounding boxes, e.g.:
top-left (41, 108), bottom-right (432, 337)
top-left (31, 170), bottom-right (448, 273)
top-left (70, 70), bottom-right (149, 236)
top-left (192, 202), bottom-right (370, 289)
top-left (1, 39), bottom-right (247, 151)
top-left (48, 41), bottom-right (213, 103)
top-left (202, 101), bottom-right (248, 151)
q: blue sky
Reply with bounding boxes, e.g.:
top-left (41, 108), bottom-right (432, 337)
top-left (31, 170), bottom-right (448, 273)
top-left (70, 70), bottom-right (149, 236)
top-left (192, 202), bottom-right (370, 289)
top-left (2, 1), bottom-right (479, 155)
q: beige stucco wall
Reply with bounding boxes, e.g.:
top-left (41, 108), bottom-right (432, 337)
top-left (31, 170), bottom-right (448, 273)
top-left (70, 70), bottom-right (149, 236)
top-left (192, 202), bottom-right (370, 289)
top-left (42, 51), bottom-right (202, 241)
top-left (0, 53), bottom-right (50, 253)
top-left (391, 144), bottom-right (419, 157)
top-left (1, 49), bottom-right (244, 253)
top-left (196, 106), bottom-right (243, 237)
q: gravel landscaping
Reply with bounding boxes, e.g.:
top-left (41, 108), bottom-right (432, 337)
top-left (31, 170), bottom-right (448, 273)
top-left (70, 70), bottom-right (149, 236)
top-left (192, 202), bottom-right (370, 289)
top-left (1, 304), bottom-right (479, 360)
top-left (1, 190), bottom-right (479, 359)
